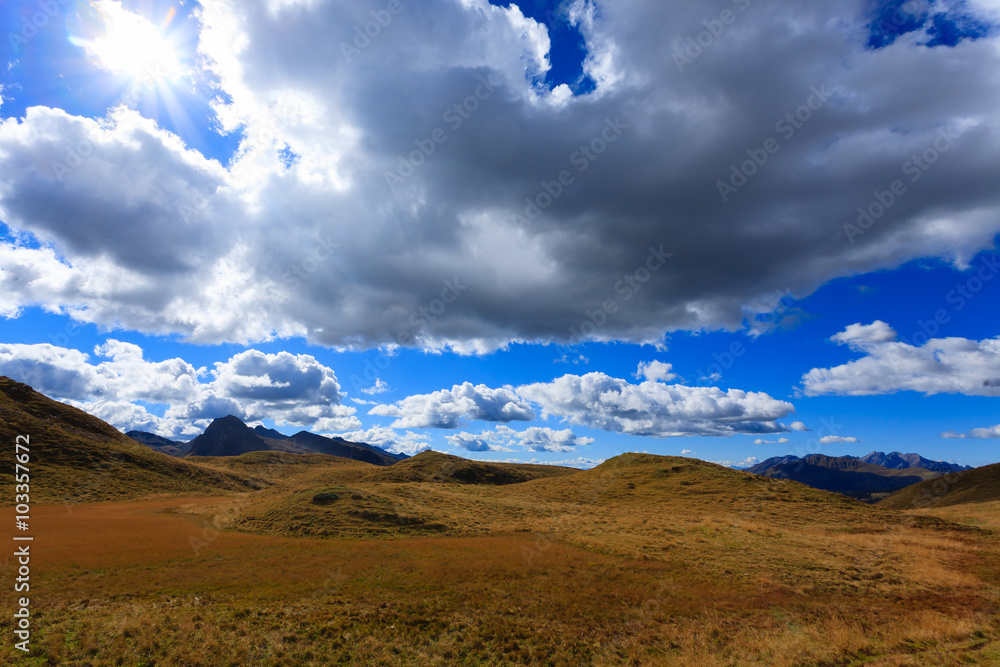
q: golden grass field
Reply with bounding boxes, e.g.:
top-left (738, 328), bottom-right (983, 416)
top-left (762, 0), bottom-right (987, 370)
top-left (3, 451), bottom-right (999, 666)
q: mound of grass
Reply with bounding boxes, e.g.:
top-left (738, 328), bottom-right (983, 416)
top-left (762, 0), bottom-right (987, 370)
top-left (366, 450), bottom-right (579, 485)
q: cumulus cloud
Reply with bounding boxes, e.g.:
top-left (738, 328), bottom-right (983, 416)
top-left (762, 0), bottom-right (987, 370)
top-left (369, 382), bottom-right (534, 428)
top-left (754, 438), bottom-right (789, 444)
top-left (819, 435), bottom-right (861, 444)
top-left (360, 379), bottom-right (390, 395)
top-left (1, 1), bottom-right (999, 350)
top-left (446, 424), bottom-right (594, 453)
top-left (830, 321), bottom-right (899, 348)
top-left (680, 448), bottom-right (693, 455)
top-left (0, 341), bottom-right (359, 437)
top-left (517, 372), bottom-right (794, 437)
top-left (802, 323), bottom-right (1000, 396)
top-left (942, 424), bottom-right (1000, 439)
top-left (789, 421), bottom-right (810, 432)
top-left (635, 360), bottom-right (679, 383)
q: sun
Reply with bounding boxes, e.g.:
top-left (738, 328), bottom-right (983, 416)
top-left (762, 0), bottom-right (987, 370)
top-left (76, 1), bottom-right (184, 84)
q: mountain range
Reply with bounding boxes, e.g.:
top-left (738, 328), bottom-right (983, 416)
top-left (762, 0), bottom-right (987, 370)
top-left (128, 415), bottom-right (406, 466)
top-left (858, 451), bottom-right (970, 473)
top-left (747, 452), bottom-right (967, 501)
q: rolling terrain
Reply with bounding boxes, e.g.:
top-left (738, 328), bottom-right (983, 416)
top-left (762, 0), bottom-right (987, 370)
top-left (2, 380), bottom-right (999, 665)
top-left (880, 461), bottom-right (1000, 510)
top-left (0, 377), bottom-right (263, 503)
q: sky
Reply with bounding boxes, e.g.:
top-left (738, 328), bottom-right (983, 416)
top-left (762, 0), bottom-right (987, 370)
top-left (1, 0), bottom-right (999, 468)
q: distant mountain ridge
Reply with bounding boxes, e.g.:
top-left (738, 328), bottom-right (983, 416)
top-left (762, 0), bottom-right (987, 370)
top-left (253, 425), bottom-right (288, 440)
top-left (859, 451), bottom-right (969, 473)
top-left (748, 452), bottom-right (946, 501)
top-left (126, 430), bottom-right (191, 457)
top-left (180, 415), bottom-right (404, 466)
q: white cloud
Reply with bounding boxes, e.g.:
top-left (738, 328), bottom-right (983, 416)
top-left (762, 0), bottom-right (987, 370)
top-left (714, 457), bottom-right (760, 469)
top-left (819, 435), bottom-right (861, 444)
top-left (635, 360), bottom-right (679, 383)
top-left (517, 372), bottom-right (794, 437)
top-left (830, 321), bottom-right (898, 348)
top-left (789, 421), bottom-right (810, 432)
top-left (360, 378), bottom-right (390, 395)
top-left (754, 437), bottom-right (790, 444)
top-left (1, 3), bottom-right (999, 351)
top-left (554, 353), bottom-right (589, 365)
top-left (446, 431), bottom-right (511, 453)
top-left (942, 424), bottom-right (1000, 439)
top-left (803, 323), bottom-right (1000, 396)
top-left (369, 382), bottom-right (534, 429)
top-left (0, 341), bottom-right (359, 437)
top-left (680, 448), bottom-right (693, 455)
top-left (446, 424), bottom-right (594, 453)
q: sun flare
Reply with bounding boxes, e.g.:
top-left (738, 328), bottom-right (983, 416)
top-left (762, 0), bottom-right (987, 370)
top-left (82, 1), bottom-right (184, 83)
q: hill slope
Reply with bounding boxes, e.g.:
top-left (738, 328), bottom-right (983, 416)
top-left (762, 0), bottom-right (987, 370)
top-left (7, 450), bottom-right (1000, 666)
top-left (127, 430), bottom-right (191, 457)
top-left (878, 461), bottom-right (1000, 509)
top-left (284, 430), bottom-right (403, 466)
top-left (365, 450), bottom-right (579, 484)
top-left (0, 377), bottom-right (264, 503)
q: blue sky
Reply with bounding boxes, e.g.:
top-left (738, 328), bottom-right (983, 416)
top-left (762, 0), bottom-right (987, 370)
top-left (1, 0), bottom-right (1000, 467)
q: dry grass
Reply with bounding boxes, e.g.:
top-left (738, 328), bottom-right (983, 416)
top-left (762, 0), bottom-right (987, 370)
top-left (2, 453), bottom-right (1000, 665)
top-left (905, 500), bottom-right (1000, 530)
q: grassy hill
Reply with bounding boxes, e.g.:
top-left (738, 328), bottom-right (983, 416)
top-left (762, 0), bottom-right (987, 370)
top-left (8, 448), bottom-right (999, 666)
top-left (879, 461), bottom-right (1000, 510)
top-left (3, 385), bottom-right (1000, 665)
top-left (364, 450), bottom-right (579, 485)
top-left (0, 377), bottom-right (265, 503)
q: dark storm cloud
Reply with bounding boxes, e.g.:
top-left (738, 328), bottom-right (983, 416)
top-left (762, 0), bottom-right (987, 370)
top-left (1, 0), bottom-right (999, 352)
